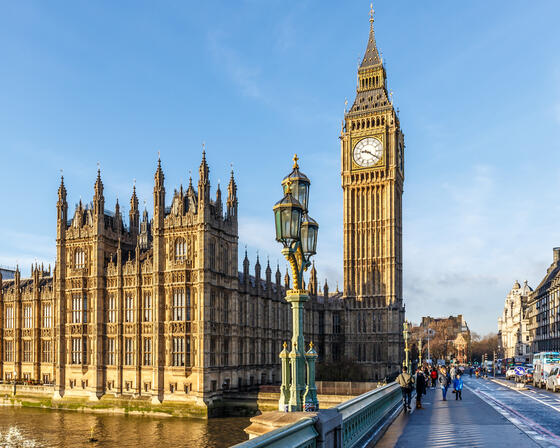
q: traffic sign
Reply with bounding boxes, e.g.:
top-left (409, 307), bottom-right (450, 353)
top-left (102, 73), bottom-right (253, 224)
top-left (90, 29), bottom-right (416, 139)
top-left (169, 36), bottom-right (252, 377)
top-left (514, 366), bottom-right (526, 376)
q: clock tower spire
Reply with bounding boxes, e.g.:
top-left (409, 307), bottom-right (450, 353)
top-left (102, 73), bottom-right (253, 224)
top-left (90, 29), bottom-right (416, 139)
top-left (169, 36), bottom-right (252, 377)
top-left (341, 5), bottom-right (405, 377)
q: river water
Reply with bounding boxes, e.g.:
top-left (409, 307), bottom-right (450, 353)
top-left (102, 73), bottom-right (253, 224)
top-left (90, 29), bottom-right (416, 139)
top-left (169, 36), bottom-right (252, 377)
top-left (0, 407), bottom-right (250, 448)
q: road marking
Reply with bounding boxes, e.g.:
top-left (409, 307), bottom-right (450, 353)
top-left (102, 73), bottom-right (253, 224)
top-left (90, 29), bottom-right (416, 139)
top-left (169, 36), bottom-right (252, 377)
top-left (516, 390), bottom-right (560, 413)
top-left (465, 383), bottom-right (560, 447)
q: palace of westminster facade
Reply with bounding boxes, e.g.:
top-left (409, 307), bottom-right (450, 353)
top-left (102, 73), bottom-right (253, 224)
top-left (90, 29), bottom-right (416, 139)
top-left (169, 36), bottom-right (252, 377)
top-left (0, 12), bottom-right (405, 410)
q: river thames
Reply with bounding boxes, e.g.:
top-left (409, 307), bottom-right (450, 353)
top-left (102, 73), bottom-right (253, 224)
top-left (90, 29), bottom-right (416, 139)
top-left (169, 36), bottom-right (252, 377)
top-left (0, 407), bottom-right (250, 447)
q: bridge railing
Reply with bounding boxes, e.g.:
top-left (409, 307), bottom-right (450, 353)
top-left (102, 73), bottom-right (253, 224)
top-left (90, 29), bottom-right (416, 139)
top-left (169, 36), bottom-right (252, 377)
top-left (232, 382), bottom-right (402, 448)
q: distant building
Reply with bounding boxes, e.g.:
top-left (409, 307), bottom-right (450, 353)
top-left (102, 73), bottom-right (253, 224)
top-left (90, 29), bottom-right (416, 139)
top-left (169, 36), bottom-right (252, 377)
top-left (416, 315), bottom-right (471, 363)
top-left (527, 248), bottom-right (560, 353)
top-left (497, 280), bottom-right (532, 362)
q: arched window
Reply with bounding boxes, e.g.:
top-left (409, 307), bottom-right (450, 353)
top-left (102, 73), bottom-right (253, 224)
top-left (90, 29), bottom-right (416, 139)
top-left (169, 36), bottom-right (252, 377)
top-left (75, 249), bottom-right (85, 269)
top-left (175, 238), bottom-right (186, 261)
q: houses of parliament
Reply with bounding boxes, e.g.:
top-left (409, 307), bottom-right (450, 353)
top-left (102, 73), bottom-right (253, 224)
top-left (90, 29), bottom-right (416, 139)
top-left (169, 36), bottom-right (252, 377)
top-left (0, 10), bottom-right (404, 413)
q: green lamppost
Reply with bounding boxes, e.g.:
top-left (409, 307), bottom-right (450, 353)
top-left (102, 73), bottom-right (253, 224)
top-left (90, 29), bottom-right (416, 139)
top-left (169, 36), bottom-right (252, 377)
top-left (273, 154), bottom-right (319, 412)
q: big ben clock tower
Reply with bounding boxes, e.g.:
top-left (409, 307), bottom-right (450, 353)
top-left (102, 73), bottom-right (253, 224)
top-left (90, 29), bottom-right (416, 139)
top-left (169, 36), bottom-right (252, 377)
top-left (341, 6), bottom-right (404, 376)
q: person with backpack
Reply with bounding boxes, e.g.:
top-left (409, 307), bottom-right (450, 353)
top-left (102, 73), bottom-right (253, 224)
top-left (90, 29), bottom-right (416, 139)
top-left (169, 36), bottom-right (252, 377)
top-left (453, 373), bottom-right (464, 400)
top-left (396, 365), bottom-right (414, 411)
top-left (430, 367), bottom-right (438, 388)
top-left (415, 367), bottom-right (427, 409)
top-left (438, 367), bottom-right (451, 401)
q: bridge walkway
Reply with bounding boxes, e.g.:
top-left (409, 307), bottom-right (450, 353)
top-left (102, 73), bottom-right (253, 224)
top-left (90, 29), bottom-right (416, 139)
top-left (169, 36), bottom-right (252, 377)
top-left (374, 377), bottom-right (536, 447)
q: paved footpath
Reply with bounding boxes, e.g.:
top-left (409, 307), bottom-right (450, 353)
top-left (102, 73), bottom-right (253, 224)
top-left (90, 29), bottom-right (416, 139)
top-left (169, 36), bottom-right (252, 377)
top-left (375, 377), bottom-right (540, 447)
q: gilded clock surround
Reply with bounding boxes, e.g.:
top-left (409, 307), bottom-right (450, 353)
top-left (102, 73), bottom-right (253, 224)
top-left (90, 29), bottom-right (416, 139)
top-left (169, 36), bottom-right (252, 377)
top-left (351, 135), bottom-right (384, 170)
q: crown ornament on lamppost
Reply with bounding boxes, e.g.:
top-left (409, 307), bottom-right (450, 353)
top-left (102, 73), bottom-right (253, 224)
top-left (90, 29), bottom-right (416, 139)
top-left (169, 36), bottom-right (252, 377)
top-left (273, 154), bottom-right (319, 412)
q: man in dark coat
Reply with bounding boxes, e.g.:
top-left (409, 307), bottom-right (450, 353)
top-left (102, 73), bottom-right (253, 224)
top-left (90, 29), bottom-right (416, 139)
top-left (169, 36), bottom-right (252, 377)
top-left (416, 367), bottom-right (427, 408)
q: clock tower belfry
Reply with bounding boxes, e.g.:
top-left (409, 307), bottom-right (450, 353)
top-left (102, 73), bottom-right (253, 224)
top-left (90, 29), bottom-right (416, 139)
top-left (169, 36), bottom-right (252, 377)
top-left (341, 8), bottom-right (404, 307)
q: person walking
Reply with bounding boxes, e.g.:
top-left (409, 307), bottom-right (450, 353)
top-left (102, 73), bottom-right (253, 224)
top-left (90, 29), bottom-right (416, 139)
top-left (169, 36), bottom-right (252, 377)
top-left (416, 367), bottom-right (427, 409)
top-left (396, 366), bottom-right (414, 411)
top-left (453, 373), bottom-right (464, 400)
top-left (430, 367), bottom-right (438, 389)
top-left (438, 367), bottom-right (451, 401)
top-left (450, 365), bottom-right (456, 380)
top-left (469, 366), bottom-right (473, 377)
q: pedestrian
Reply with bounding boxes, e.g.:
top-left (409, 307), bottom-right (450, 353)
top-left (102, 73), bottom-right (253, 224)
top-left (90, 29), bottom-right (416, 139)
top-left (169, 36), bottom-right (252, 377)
top-left (450, 365), bottom-right (456, 380)
top-left (469, 366), bottom-right (473, 377)
top-left (416, 367), bottom-right (427, 409)
top-left (453, 373), bottom-right (464, 400)
top-left (438, 367), bottom-right (451, 401)
top-left (396, 366), bottom-right (414, 411)
top-left (430, 367), bottom-right (437, 388)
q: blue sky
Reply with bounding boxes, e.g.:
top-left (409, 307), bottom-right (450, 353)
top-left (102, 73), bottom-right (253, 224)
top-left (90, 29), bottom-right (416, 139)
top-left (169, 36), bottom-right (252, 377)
top-left (1, 1), bottom-right (559, 335)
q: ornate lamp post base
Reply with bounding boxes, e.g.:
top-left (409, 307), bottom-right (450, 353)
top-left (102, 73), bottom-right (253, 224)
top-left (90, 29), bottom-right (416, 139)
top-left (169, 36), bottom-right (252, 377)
top-left (286, 290), bottom-right (308, 412)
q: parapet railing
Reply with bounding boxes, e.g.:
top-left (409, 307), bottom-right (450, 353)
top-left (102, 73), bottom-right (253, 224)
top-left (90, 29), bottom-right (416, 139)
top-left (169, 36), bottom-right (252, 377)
top-left (233, 417), bottom-right (318, 448)
top-left (232, 382), bottom-right (402, 448)
top-left (335, 382), bottom-right (401, 448)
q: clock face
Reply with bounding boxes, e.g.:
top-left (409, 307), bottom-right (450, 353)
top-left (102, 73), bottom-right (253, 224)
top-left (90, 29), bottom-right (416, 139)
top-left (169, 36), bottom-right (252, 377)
top-left (353, 138), bottom-right (383, 168)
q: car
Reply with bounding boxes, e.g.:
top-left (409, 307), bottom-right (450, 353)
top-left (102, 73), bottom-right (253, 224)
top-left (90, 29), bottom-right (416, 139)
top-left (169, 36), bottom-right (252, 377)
top-left (523, 368), bottom-right (534, 384)
top-left (506, 367), bottom-right (516, 380)
top-left (546, 367), bottom-right (560, 392)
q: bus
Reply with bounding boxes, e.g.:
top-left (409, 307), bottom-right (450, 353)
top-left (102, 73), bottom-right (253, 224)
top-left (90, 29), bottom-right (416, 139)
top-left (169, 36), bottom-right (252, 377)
top-left (532, 352), bottom-right (560, 387)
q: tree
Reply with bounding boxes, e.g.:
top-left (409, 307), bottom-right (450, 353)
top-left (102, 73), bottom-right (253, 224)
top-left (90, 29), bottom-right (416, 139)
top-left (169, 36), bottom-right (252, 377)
top-left (471, 333), bottom-right (499, 363)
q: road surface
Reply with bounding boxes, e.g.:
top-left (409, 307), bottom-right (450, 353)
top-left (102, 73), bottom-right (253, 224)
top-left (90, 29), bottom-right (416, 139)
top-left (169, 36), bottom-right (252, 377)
top-left (376, 376), bottom-right (560, 447)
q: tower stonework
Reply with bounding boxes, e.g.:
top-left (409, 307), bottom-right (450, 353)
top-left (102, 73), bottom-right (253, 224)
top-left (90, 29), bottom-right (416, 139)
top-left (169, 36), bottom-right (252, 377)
top-left (340, 9), bottom-right (405, 378)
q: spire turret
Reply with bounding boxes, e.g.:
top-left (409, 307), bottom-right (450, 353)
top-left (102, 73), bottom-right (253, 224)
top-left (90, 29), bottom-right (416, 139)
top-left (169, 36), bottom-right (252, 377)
top-left (57, 174), bottom-right (68, 225)
top-left (153, 157), bottom-right (166, 228)
top-left (309, 261), bottom-right (317, 296)
top-left (129, 183), bottom-right (139, 235)
top-left (215, 182), bottom-right (223, 218)
top-left (198, 146), bottom-right (210, 206)
top-left (227, 167), bottom-right (238, 219)
top-left (93, 167), bottom-right (105, 216)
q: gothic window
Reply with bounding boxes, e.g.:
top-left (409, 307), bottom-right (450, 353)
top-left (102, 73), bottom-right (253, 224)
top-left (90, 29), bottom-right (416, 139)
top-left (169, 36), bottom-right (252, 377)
top-left (223, 338), bottom-right (229, 366)
top-left (333, 313), bottom-right (341, 334)
top-left (143, 293), bottom-right (152, 322)
top-left (124, 338), bottom-right (134, 365)
top-left (71, 338), bottom-right (83, 364)
top-left (175, 238), bottom-right (186, 261)
top-left (43, 304), bottom-right (52, 328)
top-left (210, 337), bottom-right (216, 366)
top-left (249, 339), bottom-right (255, 364)
top-left (72, 294), bottom-right (83, 323)
top-left (4, 341), bottom-right (13, 362)
top-left (5, 306), bottom-right (13, 329)
top-left (222, 295), bottom-right (228, 324)
top-left (172, 337), bottom-right (185, 366)
top-left (41, 340), bottom-right (51, 363)
top-left (209, 291), bottom-right (216, 322)
top-left (125, 294), bottom-right (134, 322)
top-left (143, 338), bottom-right (152, 366)
top-left (23, 340), bottom-right (32, 362)
top-left (23, 305), bottom-right (32, 328)
top-left (186, 289), bottom-right (191, 321)
top-left (106, 338), bottom-right (115, 365)
top-left (75, 249), bottom-right (85, 269)
top-left (107, 294), bottom-right (116, 323)
top-left (186, 338), bottom-right (191, 366)
top-left (172, 289), bottom-right (184, 321)
top-left (209, 240), bottom-right (216, 270)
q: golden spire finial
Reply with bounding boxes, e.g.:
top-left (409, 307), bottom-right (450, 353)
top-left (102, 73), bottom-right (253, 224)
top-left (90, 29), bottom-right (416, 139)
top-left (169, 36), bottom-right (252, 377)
top-left (369, 3), bottom-right (374, 28)
top-left (293, 154), bottom-right (299, 169)
top-left (283, 341), bottom-right (287, 349)
top-left (310, 341), bottom-right (314, 349)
